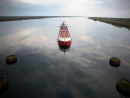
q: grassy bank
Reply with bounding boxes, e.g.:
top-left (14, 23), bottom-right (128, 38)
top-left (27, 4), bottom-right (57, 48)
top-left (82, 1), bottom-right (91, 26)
top-left (0, 16), bottom-right (59, 22)
top-left (88, 17), bottom-right (130, 29)
top-left (0, 78), bottom-right (5, 86)
top-left (0, 16), bottom-right (82, 22)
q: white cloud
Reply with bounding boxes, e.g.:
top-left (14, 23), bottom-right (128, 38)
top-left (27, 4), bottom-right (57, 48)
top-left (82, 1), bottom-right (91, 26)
top-left (60, 0), bottom-right (91, 15)
top-left (1, 0), bottom-right (130, 17)
top-left (91, 0), bottom-right (103, 4)
top-left (19, 0), bottom-right (58, 5)
top-left (60, 0), bottom-right (106, 16)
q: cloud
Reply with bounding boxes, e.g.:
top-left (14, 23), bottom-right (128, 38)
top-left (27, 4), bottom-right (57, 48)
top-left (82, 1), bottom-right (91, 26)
top-left (0, 0), bottom-right (130, 17)
top-left (19, 0), bottom-right (58, 5)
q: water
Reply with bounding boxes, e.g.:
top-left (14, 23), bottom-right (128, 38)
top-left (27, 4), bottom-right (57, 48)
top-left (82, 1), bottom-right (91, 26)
top-left (0, 17), bottom-right (130, 98)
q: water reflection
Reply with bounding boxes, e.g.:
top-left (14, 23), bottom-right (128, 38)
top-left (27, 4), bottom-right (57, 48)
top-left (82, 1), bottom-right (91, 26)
top-left (0, 18), bottom-right (130, 98)
top-left (6, 61), bottom-right (17, 65)
top-left (59, 45), bottom-right (70, 54)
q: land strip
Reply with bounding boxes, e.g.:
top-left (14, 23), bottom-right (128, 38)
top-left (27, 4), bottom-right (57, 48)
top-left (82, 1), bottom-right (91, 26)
top-left (88, 17), bottom-right (130, 29)
top-left (0, 16), bottom-right (84, 22)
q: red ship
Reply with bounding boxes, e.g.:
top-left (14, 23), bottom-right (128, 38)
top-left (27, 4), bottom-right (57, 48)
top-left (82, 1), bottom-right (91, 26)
top-left (58, 21), bottom-right (71, 53)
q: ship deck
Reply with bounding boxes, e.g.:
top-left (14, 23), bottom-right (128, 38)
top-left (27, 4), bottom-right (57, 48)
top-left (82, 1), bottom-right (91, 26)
top-left (58, 27), bottom-right (71, 38)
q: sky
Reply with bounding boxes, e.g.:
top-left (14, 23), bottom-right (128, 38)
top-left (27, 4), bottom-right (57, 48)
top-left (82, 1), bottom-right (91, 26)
top-left (0, 0), bottom-right (130, 17)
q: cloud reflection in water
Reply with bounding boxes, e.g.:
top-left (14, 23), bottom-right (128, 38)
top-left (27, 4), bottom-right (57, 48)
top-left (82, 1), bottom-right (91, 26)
top-left (0, 18), bottom-right (130, 98)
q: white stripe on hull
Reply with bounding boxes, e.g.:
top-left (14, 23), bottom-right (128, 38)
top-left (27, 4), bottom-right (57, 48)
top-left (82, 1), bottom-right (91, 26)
top-left (58, 37), bottom-right (71, 41)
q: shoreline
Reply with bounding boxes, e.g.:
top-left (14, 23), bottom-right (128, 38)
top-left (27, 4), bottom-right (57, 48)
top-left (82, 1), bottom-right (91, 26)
top-left (0, 16), bottom-right (85, 22)
top-left (88, 17), bottom-right (130, 29)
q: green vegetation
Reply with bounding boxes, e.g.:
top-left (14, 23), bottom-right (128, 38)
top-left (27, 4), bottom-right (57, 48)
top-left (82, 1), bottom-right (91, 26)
top-left (0, 79), bottom-right (5, 86)
top-left (6, 55), bottom-right (16, 60)
top-left (119, 78), bottom-right (125, 82)
top-left (119, 79), bottom-right (130, 89)
top-left (110, 57), bottom-right (120, 62)
top-left (0, 16), bottom-right (81, 22)
top-left (0, 16), bottom-right (52, 22)
top-left (88, 17), bottom-right (130, 29)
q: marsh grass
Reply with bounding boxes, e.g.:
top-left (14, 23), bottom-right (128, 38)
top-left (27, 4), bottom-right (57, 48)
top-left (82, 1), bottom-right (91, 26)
top-left (119, 79), bottom-right (130, 89)
top-left (0, 79), bottom-right (5, 86)
top-left (6, 55), bottom-right (16, 60)
top-left (0, 16), bottom-right (49, 22)
top-left (110, 57), bottom-right (120, 62)
top-left (88, 17), bottom-right (130, 29)
top-left (0, 16), bottom-right (78, 22)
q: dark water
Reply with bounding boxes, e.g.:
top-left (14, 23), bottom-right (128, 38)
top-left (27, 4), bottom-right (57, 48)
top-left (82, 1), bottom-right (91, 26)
top-left (0, 17), bottom-right (130, 98)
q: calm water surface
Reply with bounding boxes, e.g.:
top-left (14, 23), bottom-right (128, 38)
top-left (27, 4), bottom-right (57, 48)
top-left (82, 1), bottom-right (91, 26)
top-left (0, 17), bottom-right (130, 98)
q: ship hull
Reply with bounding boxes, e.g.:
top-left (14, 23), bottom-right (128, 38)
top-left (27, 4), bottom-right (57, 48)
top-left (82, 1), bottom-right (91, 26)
top-left (58, 40), bottom-right (71, 46)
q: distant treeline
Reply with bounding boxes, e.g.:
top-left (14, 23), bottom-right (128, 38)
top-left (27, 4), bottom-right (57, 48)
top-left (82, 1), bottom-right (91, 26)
top-left (0, 16), bottom-right (84, 22)
top-left (88, 17), bottom-right (130, 29)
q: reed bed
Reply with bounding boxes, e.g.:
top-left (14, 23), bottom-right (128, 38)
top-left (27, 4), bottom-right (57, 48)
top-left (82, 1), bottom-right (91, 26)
top-left (0, 16), bottom-right (56, 22)
top-left (88, 17), bottom-right (130, 29)
top-left (0, 16), bottom-right (77, 22)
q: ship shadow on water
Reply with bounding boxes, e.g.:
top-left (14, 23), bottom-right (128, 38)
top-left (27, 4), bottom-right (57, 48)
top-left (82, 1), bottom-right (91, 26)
top-left (59, 45), bottom-right (70, 54)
